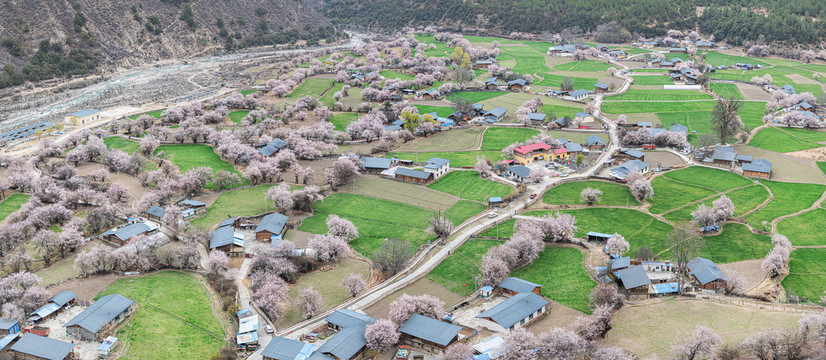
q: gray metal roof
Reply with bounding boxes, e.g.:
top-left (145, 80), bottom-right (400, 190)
top-left (575, 112), bottom-right (591, 119)
top-left (485, 106), bottom-right (507, 118)
top-left (637, 121), bottom-right (653, 127)
top-left (65, 294), bottom-right (134, 334)
top-left (0, 333), bottom-right (16, 350)
top-left (736, 154), bottom-right (754, 162)
top-left (111, 223), bottom-right (150, 242)
top-left (311, 325), bottom-right (367, 360)
top-left (361, 157), bottom-right (393, 169)
top-left (586, 135), bottom-right (606, 146)
top-left (210, 226), bottom-right (236, 248)
top-left (594, 82), bottom-right (609, 89)
top-left (67, 109), bottom-right (100, 118)
top-left (742, 158), bottom-right (772, 174)
top-left (623, 149), bottom-right (645, 158)
top-left (29, 303), bottom-right (60, 321)
top-left (146, 206), bottom-right (165, 218)
top-left (219, 217), bottom-right (238, 228)
top-left (261, 336), bottom-right (315, 360)
top-left (0, 318), bottom-right (17, 330)
top-left (669, 124), bottom-right (688, 134)
top-left (255, 212), bottom-right (289, 235)
top-left (180, 199), bottom-right (206, 207)
top-left (506, 166), bottom-right (531, 179)
top-left (424, 158), bottom-right (451, 170)
top-left (476, 292), bottom-right (548, 328)
top-left (325, 309), bottom-right (376, 329)
top-left (610, 256), bottom-right (631, 270)
top-left (0, 121), bottom-right (56, 141)
top-left (399, 314), bottom-right (462, 346)
top-left (10, 333), bottom-right (74, 360)
top-left (612, 160), bottom-right (650, 179)
top-left (50, 290), bottom-right (77, 307)
top-left (498, 277), bottom-right (541, 293)
top-left (257, 138), bottom-right (289, 157)
top-left (527, 113), bottom-right (546, 121)
top-left (616, 265), bottom-right (651, 289)
top-left (569, 89), bottom-right (588, 98)
top-left (384, 125), bottom-right (403, 132)
top-left (395, 167), bottom-right (432, 180)
top-left (687, 257), bottom-right (728, 285)
top-left (508, 78), bottom-right (527, 86)
top-left (712, 146), bottom-right (736, 161)
top-left (565, 142), bottom-right (583, 152)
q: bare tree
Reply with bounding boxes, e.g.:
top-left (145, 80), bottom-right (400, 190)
top-left (429, 212), bottom-right (454, 240)
top-left (373, 238), bottom-right (412, 275)
top-left (668, 221), bottom-right (703, 293)
top-left (710, 97), bottom-right (744, 145)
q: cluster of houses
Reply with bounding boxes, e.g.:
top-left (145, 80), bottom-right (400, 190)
top-left (595, 44), bottom-right (629, 59)
top-left (637, 38), bottom-right (716, 50)
top-left (547, 88), bottom-right (590, 101)
top-left (703, 146), bottom-right (772, 178)
top-left (483, 76), bottom-right (528, 92)
top-left (100, 199), bottom-right (210, 246)
top-left (607, 254), bottom-right (728, 299)
top-left (209, 211), bottom-right (294, 256)
top-left (0, 291), bottom-right (134, 360)
top-left (237, 309), bottom-right (264, 352)
top-left (358, 156), bottom-right (452, 185)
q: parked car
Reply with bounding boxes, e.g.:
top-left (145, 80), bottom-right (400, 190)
top-left (264, 325), bottom-right (273, 334)
top-left (560, 173), bottom-right (569, 178)
top-left (530, 193), bottom-right (537, 199)
top-left (487, 211), bottom-right (498, 218)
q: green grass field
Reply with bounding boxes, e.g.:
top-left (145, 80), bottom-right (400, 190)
top-left (602, 101), bottom-right (715, 114)
top-left (481, 127), bottom-right (540, 150)
top-left (427, 239), bottom-right (505, 296)
top-left (648, 177), bottom-right (717, 214)
top-left (819, 162), bottom-right (826, 176)
top-left (104, 137), bottom-right (140, 153)
top-left (777, 209), bottom-right (826, 246)
top-left (415, 105), bottom-right (454, 118)
top-left (783, 248), bottom-right (826, 304)
top-left (329, 112), bottom-right (359, 131)
top-left (0, 193), bottom-right (30, 222)
top-left (540, 104), bottom-right (583, 119)
top-left (287, 78), bottom-right (334, 98)
top-left (501, 46), bottom-right (548, 75)
top-left (709, 83), bottom-right (745, 100)
top-left (749, 128), bottom-right (824, 153)
top-left (413, 35), bottom-right (453, 57)
top-left (446, 91), bottom-right (507, 103)
top-left (632, 75), bottom-right (674, 85)
top-left (129, 110), bottom-right (164, 120)
top-left (319, 83), bottom-right (344, 107)
top-left (427, 171), bottom-right (514, 202)
top-left (96, 271), bottom-right (225, 360)
top-left (511, 247), bottom-right (596, 313)
top-left (554, 60), bottom-right (612, 72)
top-left (609, 90), bottom-right (713, 101)
top-left (701, 51), bottom-right (769, 67)
top-left (190, 184), bottom-right (275, 229)
top-left (388, 150), bottom-right (503, 167)
top-left (380, 70), bottom-right (415, 81)
top-left (298, 193), bottom-right (436, 258)
top-left (662, 184), bottom-right (770, 223)
top-left (744, 180), bottom-right (825, 228)
top-left (662, 167), bottom-right (754, 192)
top-left (446, 200), bottom-right (487, 225)
top-left (536, 73), bottom-right (600, 90)
top-left (698, 223), bottom-right (772, 263)
top-left (228, 110), bottom-right (249, 124)
top-left (240, 89), bottom-right (260, 96)
top-left (155, 144), bottom-right (248, 188)
top-left (543, 181), bottom-right (639, 206)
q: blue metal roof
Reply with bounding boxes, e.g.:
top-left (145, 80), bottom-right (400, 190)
top-left (569, 89), bottom-right (588, 98)
top-left (637, 121), bottom-right (653, 127)
top-left (498, 277), bottom-right (541, 293)
top-left (476, 292), bottom-right (548, 328)
top-left (479, 286), bottom-right (494, 292)
top-left (594, 82), bottom-right (609, 89)
top-left (361, 157), bottom-right (393, 169)
top-left (146, 206), bottom-right (165, 218)
top-left (616, 265), bottom-right (651, 289)
top-left (527, 113), bottom-right (546, 121)
top-left (586, 231), bottom-right (613, 239)
top-left (50, 290), bottom-right (77, 307)
top-left (485, 106), bottom-right (507, 118)
top-left (0, 318), bottom-right (18, 330)
top-left (565, 142), bottom-right (583, 152)
top-left (0, 334), bottom-right (17, 350)
top-left (384, 125), bottom-right (403, 132)
top-left (399, 314), bottom-right (462, 346)
top-left (219, 217), bottom-right (238, 228)
top-left (489, 197), bottom-right (502, 203)
top-left (575, 112), bottom-right (591, 118)
top-left (650, 282), bottom-right (678, 294)
top-left (0, 121), bottom-right (56, 141)
top-left (29, 303), bottom-right (60, 321)
top-left (424, 157), bottom-right (451, 169)
top-left (255, 212), bottom-right (288, 235)
top-left (261, 336), bottom-right (316, 360)
top-left (10, 334), bottom-right (74, 360)
top-left (325, 309), bottom-right (376, 329)
top-left (180, 199), bottom-right (206, 207)
top-left (65, 294), bottom-right (134, 334)
top-left (687, 257), bottom-right (728, 285)
top-left (67, 109), bottom-right (100, 118)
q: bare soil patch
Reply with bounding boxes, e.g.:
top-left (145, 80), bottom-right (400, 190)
top-left (361, 278), bottom-right (464, 319)
top-left (735, 145), bottom-right (826, 183)
top-left (643, 151), bottom-right (686, 167)
top-left (283, 229), bottom-right (314, 249)
top-left (395, 127), bottom-right (485, 152)
top-left (47, 273), bottom-right (122, 301)
top-left (787, 145), bottom-right (826, 161)
top-left (525, 301), bottom-right (585, 334)
top-left (75, 163), bottom-right (144, 203)
top-left (293, 158), bottom-right (337, 186)
top-left (343, 175), bottom-right (458, 211)
top-left (736, 83), bottom-right (772, 101)
top-left (785, 73), bottom-right (820, 85)
top-left (717, 259), bottom-right (768, 294)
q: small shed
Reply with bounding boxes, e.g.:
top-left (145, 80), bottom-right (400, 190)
top-left (593, 82), bottom-right (609, 93)
top-left (585, 231), bottom-right (613, 242)
top-left (0, 318), bottom-right (20, 336)
top-left (497, 277), bottom-right (542, 296)
top-left (254, 212), bottom-right (289, 241)
top-left (399, 314), bottom-right (462, 351)
top-left (97, 336), bottom-right (119, 359)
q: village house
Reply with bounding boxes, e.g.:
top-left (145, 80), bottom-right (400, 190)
top-left (742, 158), bottom-right (773, 179)
top-left (144, 206), bottom-right (165, 221)
top-left (505, 165), bottom-right (531, 183)
top-left (565, 142), bottom-right (584, 157)
top-left (615, 265), bottom-right (651, 297)
top-left (687, 257), bottom-right (728, 291)
top-left (669, 124), bottom-right (689, 135)
top-left (609, 50), bottom-right (628, 59)
top-left (315, 309), bottom-right (375, 360)
top-left (711, 146), bottom-right (736, 167)
top-left (696, 41), bottom-right (716, 50)
top-left (255, 212), bottom-right (289, 241)
top-left (257, 138), bottom-right (289, 157)
top-left (64, 108), bottom-right (101, 125)
top-left (610, 159), bottom-right (650, 181)
top-left (394, 167), bottom-right (434, 184)
top-left (65, 294), bottom-right (135, 341)
top-left (649, 282), bottom-right (679, 297)
top-left (781, 84), bottom-right (796, 95)
top-left (360, 157), bottom-right (394, 173)
top-left (497, 277), bottom-right (542, 296)
top-left (476, 292), bottom-right (549, 334)
top-left (101, 222), bottom-right (157, 246)
top-left (609, 256), bottom-right (631, 272)
top-left (261, 336), bottom-right (316, 360)
top-left (210, 225), bottom-right (245, 256)
top-left (398, 314), bottom-right (462, 352)
top-left (636, 121), bottom-right (652, 129)
top-left (421, 90), bottom-right (442, 100)
top-left (527, 113), bottom-right (546, 124)
top-left (551, 117), bottom-right (569, 129)
top-left (597, 44), bottom-right (609, 52)
top-left (568, 89), bottom-right (589, 101)
top-left (660, 61), bottom-right (675, 68)
top-left (384, 124), bottom-right (403, 132)
top-left (507, 78), bottom-right (527, 92)
top-left (0, 318), bottom-right (20, 336)
top-left (593, 82), bottom-right (609, 93)
top-left (513, 143), bottom-right (552, 165)
top-left (574, 111), bottom-right (595, 123)
top-left (641, 260), bottom-right (673, 272)
top-left (218, 216), bottom-right (242, 229)
top-left (484, 107), bottom-right (508, 123)
top-left (28, 291), bottom-right (75, 324)
top-left (586, 135), bottom-right (607, 151)
top-left (547, 44), bottom-right (577, 56)
top-left (736, 154), bottom-right (753, 165)
top-left (669, 47), bottom-right (687, 53)
top-left (179, 199), bottom-right (207, 213)
top-left (485, 77), bottom-right (500, 90)
top-left (423, 158), bottom-right (451, 179)
top-left (552, 148), bottom-right (569, 162)
top-left (8, 333), bottom-right (75, 360)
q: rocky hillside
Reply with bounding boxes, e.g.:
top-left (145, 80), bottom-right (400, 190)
top-left (0, 0), bottom-right (334, 70)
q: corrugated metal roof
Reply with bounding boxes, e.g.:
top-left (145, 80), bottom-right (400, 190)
top-left (210, 226), bottom-right (236, 249)
top-left (50, 290), bottom-right (77, 307)
top-left (0, 318), bottom-right (17, 330)
top-left (623, 149), bottom-right (645, 158)
top-left (506, 166), bottom-right (530, 179)
top-left (610, 256), bottom-right (631, 270)
top-left (424, 158), bottom-right (451, 169)
top-left (180, 199), bottom-right (206, 207)
top-left (485, 106), bottom-right (507, 118)
top-left (527, 113), bottom-right (546, 121)
top-left (476, 292), bottom-right (548, 328)
top-left (112, 223), bottom-right (151, 242)
top-left (219, 217), bottom-right (238, 228)
top-left (261, 336), bottom-right (316, 360)
top-left (65, 294), bottom-right (134, 333)
top-left (9, 334), bottom-right (74, 360)
top-left (399, 314), bottom-right (462, 346)
top-left (569, 89), bottom-right (588, 98)
top-left (687, 257), bottom-right (728, 285)
top-left (650, 282), bottom-right (679, 294)
top-left (395, 167), bottom-right (431, 180)
top-left (361, 157), bottom-right (393, 170)
top-left (586, 135), bottom-right (606, 146)
top-left (565, 142), bottom-right (583, 152)
top-left (146, 206), bottom-right (165, 218)
top-left (498, 277), bottom-right (541, 293)
top-left (255, 212), bottom-right (288, 235)
top-left (29, 303), bottom-right (60, 320)
top-left (616, 265), bottom-right (651, 289)
top-left (325, 309), bottom-right (375, 329)
top-left (0, 333), bottom-right (17, 350)
top-left (311, 325), bottom-right (367, 360)
top-left (742, 158), bottom-right (772, 174)
top-left (67, 109), bottom-right (100, 118)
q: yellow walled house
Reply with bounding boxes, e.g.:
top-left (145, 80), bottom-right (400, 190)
top-left (551, 148), bottom-right (570, 162)
top-left (64, 109), bottom-right (101, 125)
top-left (514, 143), bottom-right (552, 165)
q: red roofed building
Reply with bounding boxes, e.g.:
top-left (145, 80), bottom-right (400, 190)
top-left (514, 143), bottom-right (553, 165)
top-left (552, 148), bottom-right (570, 161)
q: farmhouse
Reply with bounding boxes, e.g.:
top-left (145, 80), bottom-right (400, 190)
top-left (219, 216), bottom-right (241, 229)
top-left (0, 318), bottom-right (20, 336)
top-left (179, 199), bottom-right (206, 212)
top-left (669, 124), bottom-right (689, 135)
top-left (65, 294), bottom-right (135, 341)
top-left (505, 165), bottom-right (531, 183)
top-left (568, 89), bottom-right (589, 101)
top-left (210, 225), bottom-right (245, 255)
top-left (574, 111), bottom-right (594, 122)
top-left (551, 117), bottom-right (569, 128)
top-left (476, 292), bottom-right (549, 334)
top-left (384, 124), bottom-right (403, 132)
top-left (497, 277), bottom-right (542, 296)
top-left (552, 148), bottom-right (569, 162)
top-left (8, 333), bottom-right (75, 360)
top-left (507, 78), bottom-right (527, 91)
top-left (314, 309), bottom-right (375, 360)
top-left (619, 148), bottom-right (645, 161)
top-left (424, 158), bottom-right (451, 179)
top-left (565, 142), bottom-right (584, 157)
top-left (257, 138), bottom-right (289, 157)
top-left (513, 143), bottom-right (552, 165)
top-left (586, 135), bottom-right (607, 151)
top-left (27, 290), bottom-right (76, 324)
top-left (641, 260), bottom-right (673, 272)
top-left (711, 146), bottom-right (736, 167)
top-left (547, 44), bottom-right (577, 56)
top-left (484, 107), bottom-right (508, 122)
top-left (527, 113), bottom-right (546, 124)
top-left (660, 61), bottom-right (674, 68)
top-left (255, 212), bottom-right (289, 241)
top-left (615, 265), bottom-right (651, 297)
top-left (609, 256), bottom-right (631, 272)
top-left (101, 222), bottom-right (156, 246)
top-left (64, 109), bottom-right (101, 125)
top-left (392, 167), bottom-right (432, 184)
top-left (421, 90), bottom-right (442, 100)
top-left (398, 314), bottom-right (462, 351)
top-left (687, 257), bottom-right (728, 291)
top-left (609, 50), bottom-right (628, 59)
top-left (261, 336), bottom-right (316, 360)
top-left (742, 158), bottom-right (772, 179)
top-left (636, 121), bottom-right (652, 129)
top-left (610, 159), bottom-right (650, 181)
top-left (360, 157), bottom-right (393, 173)
top-left (696, 41), bottom-right (716, 50)
top-left (593, 82), bottom-right (609, 93)
top-left (669, 47), bottom-right (687, 53)
top-left (781, 85), bottom-right (796, 95)
top-left (144, 206), bottom-right (165, 221)
top-left (485, 77), bottom-right (500, 90)
top-left (597, 44), bottom-right (609, 52)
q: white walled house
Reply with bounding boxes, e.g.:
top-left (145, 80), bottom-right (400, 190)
top-left (423, 158), bottom-right (451, 180)
top-left (476, 292), bottom-right (549, 334)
